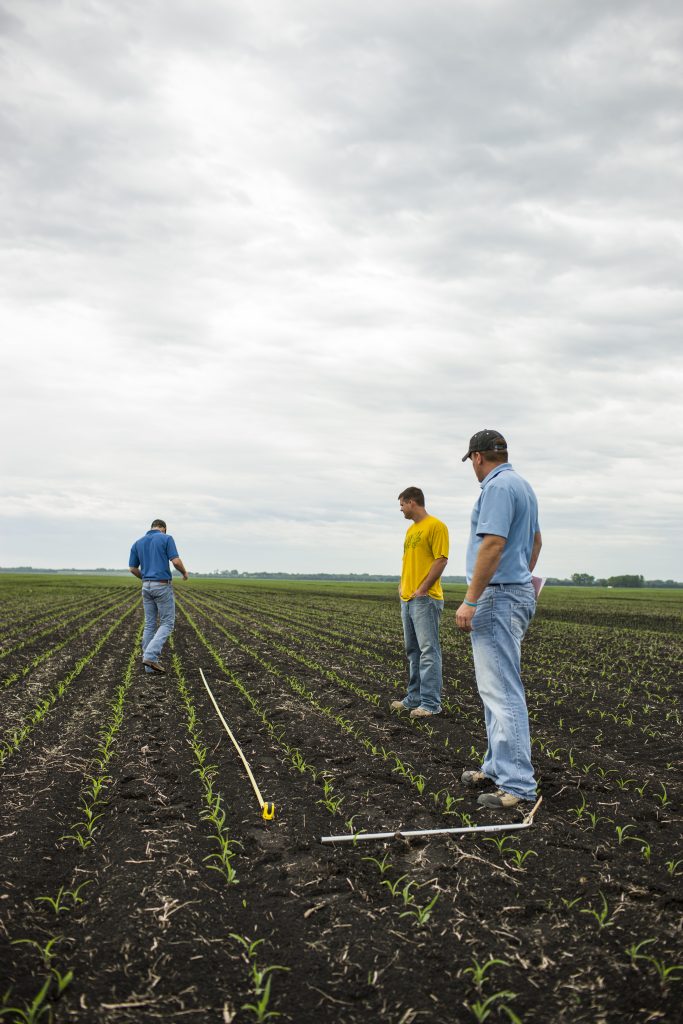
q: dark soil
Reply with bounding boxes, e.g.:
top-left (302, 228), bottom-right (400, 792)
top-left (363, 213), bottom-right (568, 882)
top-left (1, 581), bottom-right (681, 1023)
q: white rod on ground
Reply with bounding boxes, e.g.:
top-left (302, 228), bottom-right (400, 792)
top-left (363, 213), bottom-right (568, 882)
top-left (199, 667), bottom-right (266, 810)
top-left (321, 798), bottom-right (543, 844)
top-left (321, 821), bottom-right (531, 844)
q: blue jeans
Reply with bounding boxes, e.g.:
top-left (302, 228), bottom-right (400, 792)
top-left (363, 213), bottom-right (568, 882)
top-left (141, 582), bottom-right (176, 669)
top-left (470, 583), bottom-right (537, 800)
top-left (400, 597), bottom-right (444, 713)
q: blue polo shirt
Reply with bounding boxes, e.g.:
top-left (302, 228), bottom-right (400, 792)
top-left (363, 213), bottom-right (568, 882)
top-left (466, 464), bottom-right (540, 584)
top-left (129, 530), bottom-right (179, 581)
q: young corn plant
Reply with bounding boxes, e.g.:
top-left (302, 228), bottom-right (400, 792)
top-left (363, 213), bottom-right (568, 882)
top-left (35, 881), bottom-right (92, 916)
top-left (461, 958), bottom-right (520, 1024)
top-left (173, 648), bottom-right (241, 886)
top-left (626, 940), bottom-right (683, 986)
top-left (399, 892), bottom-right (440, 927)
top-left (580, 892), bottom-right (619, 930)
top-left (229, 934), bottom-right (289, 1022)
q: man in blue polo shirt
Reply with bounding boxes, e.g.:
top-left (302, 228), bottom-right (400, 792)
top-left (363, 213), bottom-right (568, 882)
top-left (129, 519), bottom-right (189, 674)
top-left (455, 430), bottom-right (542, 809)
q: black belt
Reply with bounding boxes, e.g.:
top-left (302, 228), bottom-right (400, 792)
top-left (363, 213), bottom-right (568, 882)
top-left (487, 582), bottom-right (527, 587)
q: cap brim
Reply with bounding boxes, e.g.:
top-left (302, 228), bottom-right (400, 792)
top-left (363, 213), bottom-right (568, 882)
top-left (461, 452), bottom-right (471, 462)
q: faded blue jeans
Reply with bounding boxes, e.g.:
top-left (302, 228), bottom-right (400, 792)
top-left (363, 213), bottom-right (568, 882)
top-left (470, 583), bottom-right (537, 800)
top-left (141, 582), bottom-right (176, 670)
top-left (400, 596), bottom-right (444, 713)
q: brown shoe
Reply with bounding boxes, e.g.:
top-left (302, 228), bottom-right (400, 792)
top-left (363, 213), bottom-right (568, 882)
top-left (390, 699), bottom-right (408, 711)
top-left (143, 659), bottom-right (165, 674)
top-left (461, 769), bottom-right (493, 787)
top-left (477, 789), bottom-right (527, 809)
top-left (409, 707), bottom-right (438, 718)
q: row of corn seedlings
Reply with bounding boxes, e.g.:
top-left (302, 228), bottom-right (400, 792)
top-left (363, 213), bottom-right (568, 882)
top-left (196, 589), bottom-right (403, 676)
top-left (175, 616), bottom-right (454, 995)
top-left (172, 640), bottom-right (295, 1020)
top-left (2, 593), bottom-right (137, 690)
top-left (0, 601), bottom-right (138, 767)
top-left (177, 606), bottom-right (345, 812)
top-left (171, 644), bottom-right (241, 885)
top-left (0, 585), bottom-right (112, 637)
top-left (178, 597), bottom-right (471, 823)
top-left (187, 593), bottom-right (384, 708)
top-left (0, 591), bottom-right (124, 665)
top-left (61, 627), bottom-right (142, 848)
top-left (2, 627), bottom-right (142, 1023)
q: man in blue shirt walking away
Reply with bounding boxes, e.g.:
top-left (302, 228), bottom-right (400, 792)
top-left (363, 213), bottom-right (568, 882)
top-left (455, 431), bottom-right (542, 810)
top-left (128, 519), bottom-right (189, 674)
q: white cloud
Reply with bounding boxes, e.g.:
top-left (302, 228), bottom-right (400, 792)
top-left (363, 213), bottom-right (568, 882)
top-left (1, 0), bottom-right (682, 577)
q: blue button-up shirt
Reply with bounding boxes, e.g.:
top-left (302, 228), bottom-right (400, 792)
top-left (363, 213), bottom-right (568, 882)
top-left (129, 530), bottom-right (179, 581)
top-left (466, 464), bottom-right (540, 584)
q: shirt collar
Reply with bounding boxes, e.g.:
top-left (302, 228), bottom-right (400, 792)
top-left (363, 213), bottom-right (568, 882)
top-left (480, 462), bottom-right (512, 489)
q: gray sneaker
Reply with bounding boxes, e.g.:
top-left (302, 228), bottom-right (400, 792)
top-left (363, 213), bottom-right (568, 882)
top-left (461, 769), bottom-right (492, 787)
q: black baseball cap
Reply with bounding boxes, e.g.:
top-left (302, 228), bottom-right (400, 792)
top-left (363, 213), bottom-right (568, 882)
top-left (462, 429), bottom-right (507, 462)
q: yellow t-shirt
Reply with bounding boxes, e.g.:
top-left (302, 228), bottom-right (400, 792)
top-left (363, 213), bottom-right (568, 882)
top-left (400, 516), bottom-right (450, 601)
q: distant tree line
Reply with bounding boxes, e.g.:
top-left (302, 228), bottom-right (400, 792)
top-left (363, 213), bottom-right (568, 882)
top-left (1, 567), bottom-right (681, 588)
top-left (551, 573), bottom-right (681, 589)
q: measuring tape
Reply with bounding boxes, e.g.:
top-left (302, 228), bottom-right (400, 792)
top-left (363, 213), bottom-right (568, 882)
top-left (199, 668), bottom-right (275, 821)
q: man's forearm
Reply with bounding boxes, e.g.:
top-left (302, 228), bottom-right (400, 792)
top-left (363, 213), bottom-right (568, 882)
top-left (529, 531), bottom-right (542, 572)
top-left (172, 558), bottom-right (188, 576)
top-left (465, 537), bottom-right (505, 602)
top-left (415, 557), bottom-right (448, 595)
top-left (129, 567), bottom-right (142, 579)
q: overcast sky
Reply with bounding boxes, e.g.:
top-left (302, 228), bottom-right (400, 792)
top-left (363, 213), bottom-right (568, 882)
top-left (1, 0), bottom-right (682, 578)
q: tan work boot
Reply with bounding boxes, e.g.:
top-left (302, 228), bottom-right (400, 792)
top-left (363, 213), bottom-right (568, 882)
top-left (390, 699), bottom-right (408, 711)
top-left (477, 789), bottom-right (527, 809)
top-left (461, 769), bottom-right (492, 787)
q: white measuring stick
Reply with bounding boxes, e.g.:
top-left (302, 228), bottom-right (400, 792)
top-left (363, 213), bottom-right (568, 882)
top-left (321, 821), bottom-right (530, 844)
top-left (321, 797), bottom-right (543, 844)
top-left (198, 668), bottom-right (272, 816)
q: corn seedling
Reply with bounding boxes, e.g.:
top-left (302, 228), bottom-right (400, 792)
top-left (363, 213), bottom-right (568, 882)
top-left (483, 835), bottom-right (516, 856)
top-left (229, 934), bottom-right (289, 1022)
top-left (241, 975), bottom-right (281, 1022)
top-left (654, 784), bottom-right (671, 807)
top-left (508, 848), bottom-right (537, 869)
top-left (381, 874), bottom-right (408, 898)
top-left (35, 880), bottom-right (92, 916)
top-left (11, 936), bottom-right (62, 967)
top-left (399, 880), bottom-right (417, 906)
top-left (580, 891), bottom-right (617, 930)
top-left (399, 892), bottom-right (439, 927)
top-left (0, 977), bottom-right (53, 1024)
top-left (466, 992), bottom-right (521, 1023)
top-left (616, 823), bottom-right (637, 844)
top-left (568, 793), bottom-right (587, 821)
top-left (462, 958), bottom-right (510, 991)
top-left (643, 956), bottom-right (683, 986)
top-left (626, 938), bottom-right (657, 965)
top-left (362, 853), bottom-right (393, 876)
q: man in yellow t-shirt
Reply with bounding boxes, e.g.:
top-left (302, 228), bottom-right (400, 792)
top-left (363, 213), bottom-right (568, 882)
top-left (391, 486), bottom-right (449, 718)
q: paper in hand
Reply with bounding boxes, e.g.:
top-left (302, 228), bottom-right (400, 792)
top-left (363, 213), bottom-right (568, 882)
top-left (532, 576), bottom-right (545, 599)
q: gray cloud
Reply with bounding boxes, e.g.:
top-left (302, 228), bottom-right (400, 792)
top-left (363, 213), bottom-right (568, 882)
top-left (1, 0), bottom-right (681, 577)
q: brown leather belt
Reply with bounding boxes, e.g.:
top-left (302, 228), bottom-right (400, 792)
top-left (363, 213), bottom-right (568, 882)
top-left (142, 579), bottom-right (172, 584)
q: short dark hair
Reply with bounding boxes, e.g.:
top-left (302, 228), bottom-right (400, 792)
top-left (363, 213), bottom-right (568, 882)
top-left (151, 519), bottom-right (167, 530)
top-left (480, 449), bottom-right (508, 464)
top-left (398, 487), bottom-right (425, 506)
